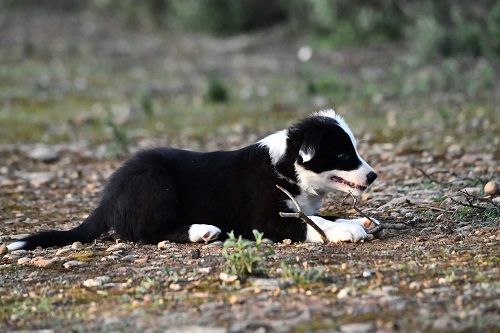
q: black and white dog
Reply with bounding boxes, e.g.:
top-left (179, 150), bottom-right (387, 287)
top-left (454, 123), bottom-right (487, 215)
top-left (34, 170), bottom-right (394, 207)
top-left (8, 109), bottom-right (378, 251)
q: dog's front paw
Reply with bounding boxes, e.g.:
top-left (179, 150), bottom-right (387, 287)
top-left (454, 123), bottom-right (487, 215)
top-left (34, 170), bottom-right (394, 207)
top-left (324, 223), bottom-right (368, 243)
top-left (188, 224), bottom-right (221, 243)
top-left (345, 217), bottom-right (380, 231)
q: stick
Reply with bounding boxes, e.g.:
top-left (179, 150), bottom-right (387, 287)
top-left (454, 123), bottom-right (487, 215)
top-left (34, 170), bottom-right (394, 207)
top-left (348, 191), bottom-right (409, 236)
top-left (276, 185), bottom-right (328, 244)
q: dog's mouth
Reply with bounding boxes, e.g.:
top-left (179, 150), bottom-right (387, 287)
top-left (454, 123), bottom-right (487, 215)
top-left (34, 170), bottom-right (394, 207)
top-left (330, 175), bottom-right (367, 191)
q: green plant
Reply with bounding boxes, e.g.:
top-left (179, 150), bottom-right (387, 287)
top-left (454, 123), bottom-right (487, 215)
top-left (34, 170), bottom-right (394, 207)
top-left (280, 263), bottom-right (328, 286)
top-left (105, 112), bottom-right (129, 156)
top-left (222, 230), bottom-right (274, 277)
top-left (205, 75), bottom-right (229, 103)
top-left (140, 89), bottom-right (154, 118)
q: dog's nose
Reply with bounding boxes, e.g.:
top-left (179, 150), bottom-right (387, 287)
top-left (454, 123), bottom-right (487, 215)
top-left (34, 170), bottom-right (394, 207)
top-left (366, 171), bottom-right (377, 185)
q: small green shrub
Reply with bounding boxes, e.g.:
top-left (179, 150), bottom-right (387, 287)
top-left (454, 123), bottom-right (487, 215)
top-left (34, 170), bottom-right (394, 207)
top-left (205, 76), bottom-right (229, 103)
top-left (105, 113), bottom-right (129, 156)
top-left (280, 263), bottom-right (329, 286)
top-left (140, 89), bottom-right (154, 118)
top-left (222, 230), bottom-right (274, 277)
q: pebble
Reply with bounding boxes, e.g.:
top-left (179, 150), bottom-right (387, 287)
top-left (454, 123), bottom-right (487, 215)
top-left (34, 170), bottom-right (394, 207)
top-left (282, 239), bottom-right (292, 245)
top-left (337, 287), bottom-right (351, 299)
top-left (0, 245), bottom-right (7, 255)
top-left (106, 243), bottom-right (130, 252)
top-left (22, 171), bottom-right (56, 187)
top-left (31, 257), bottom-right (58, 268)
top-left (219, 272), bottom-right (238, 283)
top-left (17, 257), bottom-right (31, 265)
top-left (11, 249), bottom-right (28, 256)
top-left (121, 255), bottom-right (138, 261)
top-left (56, 248), bottom-right (72, 256)
top-left (203, 241), bottom-right (223, 248)
top-left (83, 276), bottom-right (110, 287)
top-left (362, 270), bottom-right (373, 278)
top-left (27, 145), bottom-right (59, 163)
top-left (63, 260), bottom-right (86, 269)
top-left (484, 181), bottom-right (498, 195)
top-left (71, 241), bottom-right (84, 250)
top-left (169, 283), bottom-right (182, 291)
top-left (157, 240), bottom-right (170, 250)
top-left (190, 248), bottom-right (201, 259)
top-left (164, 326), bottom-right (226, 333)
top-left (340, 322), bottom-right (375, 333)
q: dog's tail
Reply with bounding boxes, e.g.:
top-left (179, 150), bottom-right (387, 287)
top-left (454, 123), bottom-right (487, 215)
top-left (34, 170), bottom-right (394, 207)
top-left (7, 207), bottom-right (108, 251)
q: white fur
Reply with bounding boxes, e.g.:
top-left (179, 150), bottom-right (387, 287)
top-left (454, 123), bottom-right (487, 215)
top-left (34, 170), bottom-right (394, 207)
top-left (258, 130), bottom-right (288, 165)
top-left (7, 241), bottom-right (27, 251)
top-left (188, 224), bottom-right (221, 242)
top-left (305, 216), bottom-right (368, 243)
top-left (299, 148), bottom-right (315, 163)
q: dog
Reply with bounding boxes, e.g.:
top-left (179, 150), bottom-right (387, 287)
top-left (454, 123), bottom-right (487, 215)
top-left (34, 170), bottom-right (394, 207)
top-left (7, 109), bottom-right (378, 251)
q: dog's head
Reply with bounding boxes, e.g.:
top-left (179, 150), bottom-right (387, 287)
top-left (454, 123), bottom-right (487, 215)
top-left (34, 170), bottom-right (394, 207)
top-left (260, 109), bottom-right (377, 196)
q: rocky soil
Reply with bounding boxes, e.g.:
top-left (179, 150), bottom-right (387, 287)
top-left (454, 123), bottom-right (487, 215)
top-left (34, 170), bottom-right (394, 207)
top-left (1, 140), bottom-right (498, 333)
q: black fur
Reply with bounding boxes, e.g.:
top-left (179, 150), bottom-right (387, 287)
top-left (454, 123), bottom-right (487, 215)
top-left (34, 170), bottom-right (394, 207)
top-left (14, 114), bottom-right (365, 249)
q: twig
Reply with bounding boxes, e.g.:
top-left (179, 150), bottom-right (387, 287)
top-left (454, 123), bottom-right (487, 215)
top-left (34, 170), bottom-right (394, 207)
top-left (348, 191), bottom-right (409, 236)
top-left (348, 192), bottom-right (380, 226)
top-left (415, 167), bottom-right (452, 185)
top-left (276, 185), bottom-right (328, 244)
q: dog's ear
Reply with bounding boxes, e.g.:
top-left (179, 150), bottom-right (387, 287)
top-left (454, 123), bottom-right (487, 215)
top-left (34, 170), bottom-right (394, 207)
top-left (298, 130), bottom-right (323, 163)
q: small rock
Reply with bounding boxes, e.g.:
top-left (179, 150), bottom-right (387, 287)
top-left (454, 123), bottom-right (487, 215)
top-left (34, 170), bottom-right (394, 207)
top-left (164, 326), bottom-right (226, 333)
top-left (106, 243), bottom-right (130, 252)
top-left (31, 257), bottom-right (58, 268)
top-left (446, 144), bottom-right (463, 158)
top-left (282, 239), bottom-right (292, 245)
top-left (219, 272), bottom-right (238, 283)
top-left (0, 245), bottom-right (7, 255)
top-left (203, 241), bottom-right (223, 248)
top-left (11, 249), bottom-right (28, 256)
top-left (190, 248), bottom-right (201, 259)
top-left (56, 248), bottom-right (71, 256)
top-left (169, 283), bottom-right (182, 291)
top-left (337, 288), bottom-right (351, 299)
top-left (484, 181), bottom-right (498, 196)
top-left (121, 255), bottom-right (138, 261)
top-left (83, 276), bottom-right (110, 287)
top-left (63, 260), bottom-right (86, 269)
top-left (362, 270), bottom-right (373, 278)
top-left (251, 278), bottom-right (281, 290)
top-left (340, 322), bottom-right (375, 333)
top-left (157, 240), bottom-right (170, 250)
top-left (21, 171), bottom-right (56, 187)
top-left (71, 241), bottom-right (83, 250)
top-left (27, 145), bottom-right (59, 163)
top-left (17, 257), bottom-right (31, 265)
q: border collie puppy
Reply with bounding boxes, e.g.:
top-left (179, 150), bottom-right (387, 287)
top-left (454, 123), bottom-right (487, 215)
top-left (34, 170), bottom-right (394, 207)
top-left (8, 109), bottom-right (378, 251)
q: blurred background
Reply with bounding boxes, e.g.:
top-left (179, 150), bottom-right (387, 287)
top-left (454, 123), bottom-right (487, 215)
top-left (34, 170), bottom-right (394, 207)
top-left (0, 0), bottom-right (498, 156)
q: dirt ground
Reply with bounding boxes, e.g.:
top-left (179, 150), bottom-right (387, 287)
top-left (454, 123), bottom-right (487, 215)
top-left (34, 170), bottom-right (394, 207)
top-left (0, 8), bottom-right (499, 333)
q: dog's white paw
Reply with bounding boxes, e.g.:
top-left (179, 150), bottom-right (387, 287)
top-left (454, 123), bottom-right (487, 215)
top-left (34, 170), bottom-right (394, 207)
top-left (344, 217), bottom-right (380, 230)
top-left (188, 224), bottom-right (221, 243)
top-left (324, 222), bottom-right (368, 243)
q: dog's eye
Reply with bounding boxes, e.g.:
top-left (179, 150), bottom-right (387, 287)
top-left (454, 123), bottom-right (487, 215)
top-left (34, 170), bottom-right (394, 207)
top-left (337, 153), bottom-right (350, 161)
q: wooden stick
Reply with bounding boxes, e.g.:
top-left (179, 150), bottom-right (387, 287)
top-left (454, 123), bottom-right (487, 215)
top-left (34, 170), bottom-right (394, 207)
top-left (348, 191), bottom-right (409, 236)
top-left (276, 185), bottom-right (328, 244)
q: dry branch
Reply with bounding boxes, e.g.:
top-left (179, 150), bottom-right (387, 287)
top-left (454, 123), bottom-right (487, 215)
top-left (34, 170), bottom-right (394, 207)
top-left (348, 192), bottom-right (409, 237)
top-left (276, 185), bottom-right (328, 244)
